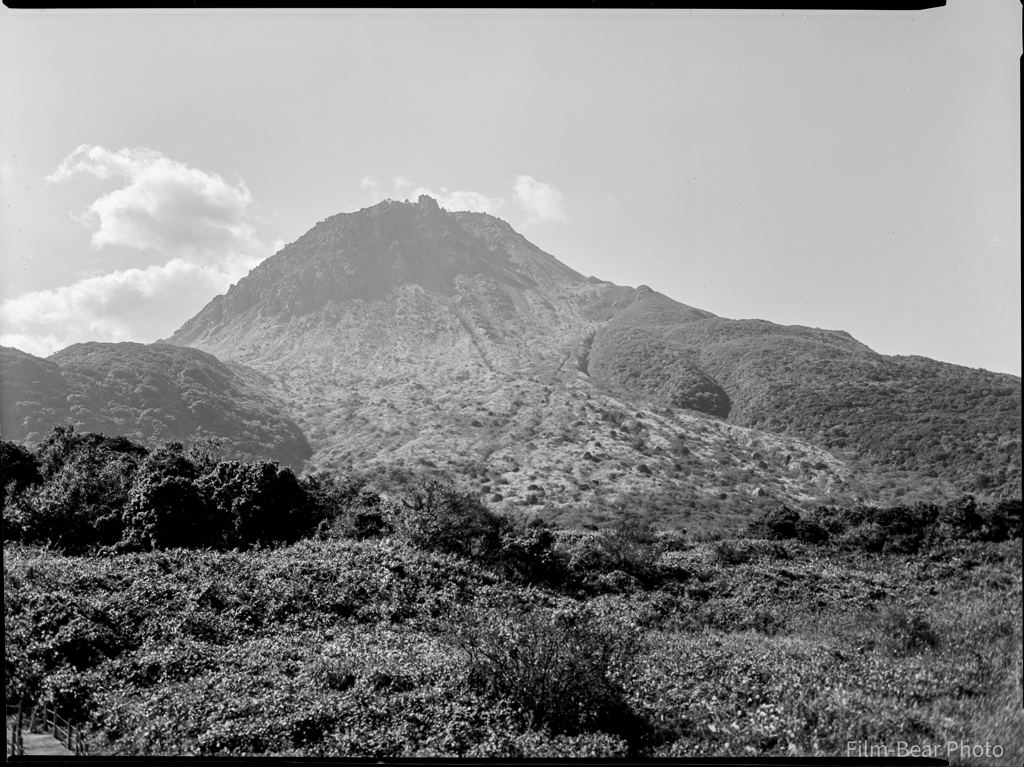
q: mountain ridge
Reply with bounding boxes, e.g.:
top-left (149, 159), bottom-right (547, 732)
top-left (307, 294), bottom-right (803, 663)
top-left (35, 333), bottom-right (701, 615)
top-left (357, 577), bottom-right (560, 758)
top-left (159, 195), bottom-right (1019, 525)
top-left (3, 195), bottom-right (1018, 531)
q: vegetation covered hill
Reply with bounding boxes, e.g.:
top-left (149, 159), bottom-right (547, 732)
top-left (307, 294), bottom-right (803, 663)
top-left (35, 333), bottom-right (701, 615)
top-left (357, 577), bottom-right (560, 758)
top-left (657, 318), bottom-right (1020, 497)
top-left (0, 343), bottom-right (311, 470)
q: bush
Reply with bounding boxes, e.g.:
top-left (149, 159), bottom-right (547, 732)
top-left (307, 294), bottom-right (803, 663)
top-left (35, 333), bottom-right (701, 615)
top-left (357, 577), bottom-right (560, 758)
top-left (878, 606), bottom-right (939, 656)
top-left (121, 441), bottom-right (216, 551)
top-left (978, 498), bottom-right (1022, 541)
top-left (455, 605), bottom-right (641, 736)
top-left (494, 517), bottom-right (566, 586)
top-left (711, 539), bottom-right (750, 565)
top-left (9, 450), bottom-right (138, 552)
top-left (560, 532), bottom-right (618, 583)
top-left (41, 667), bottom-right (94, 725)
top-left (198, 460), bottom-right (314, 548)
top-left (838, 522), bottom-right (887, 553)
top-left (598, 514), bottom-right (659, 580)
top-left (303, 472), bottom-right (388, 540)
top-left (937, 495), bottom-right (986, 541)
top-left (653, 530), bottom-right (688, 554)
top-left (1, 440), bottom-right (42, 513)
top-left (802, 505), bottom-right (860, 536)
top-left (747, 506), bottom-right (800, 540)
top-left (794, 517), bottom-right (829, 544)
top-left (391, 476), bottom-right (503, 559)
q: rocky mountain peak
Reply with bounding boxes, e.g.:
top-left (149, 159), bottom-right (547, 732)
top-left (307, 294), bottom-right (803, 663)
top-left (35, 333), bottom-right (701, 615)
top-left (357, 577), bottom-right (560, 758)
top-left (157, 198), bottom-right (1020, 512)
top-left (170, 197), bottom-right (588, 347)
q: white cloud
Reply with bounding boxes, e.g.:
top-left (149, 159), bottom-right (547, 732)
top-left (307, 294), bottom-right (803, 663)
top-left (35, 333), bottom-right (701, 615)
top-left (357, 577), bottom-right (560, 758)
top-left (1, 145), bottom-right (275, 357)
top-left (48, 144), bottom-right (266, 256)
top-left (393, 176), bottom-right (411, 189)
top-left (0, 254), bottom-right (262, 356)
top-left (407, 186), bottom-right (505, 215)
top-left (360, 175), bottom-right (378, 190)
top-left (513, 175), bottom-right (567, 224)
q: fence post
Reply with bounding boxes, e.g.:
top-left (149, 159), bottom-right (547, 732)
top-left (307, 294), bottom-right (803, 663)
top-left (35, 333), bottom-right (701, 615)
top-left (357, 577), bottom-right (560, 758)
top-left (66, 718), bottom-right (73, 750)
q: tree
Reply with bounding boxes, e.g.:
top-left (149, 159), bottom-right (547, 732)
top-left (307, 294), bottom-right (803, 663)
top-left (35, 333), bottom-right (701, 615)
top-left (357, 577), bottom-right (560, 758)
top-left (36, 423), bottom-right (87, 481)
top-left (186, 436), bottom-right (226, 474)
top-left (1, 440), bottom-right (42, 520)
top-left (301, 470), bottom-right (386, 539)
top-left (122, 441), bottom-right (216, 550)
top-left (13, 448), bottom-right (138, 551)
top-left (198, 460), bottom-right (312, 547)
top-left (393, 475), bottom-right (503, 558)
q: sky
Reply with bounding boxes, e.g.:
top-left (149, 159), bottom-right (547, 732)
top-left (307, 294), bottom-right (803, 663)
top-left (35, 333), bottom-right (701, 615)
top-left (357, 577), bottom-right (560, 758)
top-left (0, 4), bottom-right (1019, 375)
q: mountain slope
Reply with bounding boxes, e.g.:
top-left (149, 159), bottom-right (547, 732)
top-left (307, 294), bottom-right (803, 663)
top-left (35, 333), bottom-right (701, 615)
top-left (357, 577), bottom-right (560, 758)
top-left (163, 195), bottom-right (1021, 527)
top-left (0, 343), bottom-right (311, 470)
top-left (584, 302), bottom-right (1022, 498)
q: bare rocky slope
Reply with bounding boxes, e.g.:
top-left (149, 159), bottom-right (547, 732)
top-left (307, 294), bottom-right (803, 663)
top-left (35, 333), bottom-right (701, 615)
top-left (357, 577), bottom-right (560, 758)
top-left (163, 195), bottom-right (1019, 531)
top-left (0, 343), bottom-right (311, 470)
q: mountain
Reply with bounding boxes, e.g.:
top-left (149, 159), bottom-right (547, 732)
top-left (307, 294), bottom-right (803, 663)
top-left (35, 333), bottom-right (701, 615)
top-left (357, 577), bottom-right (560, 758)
top-left (0, 343), bottom-right (311, 470)
top-left (161, 195), bottom-right (1019, 529)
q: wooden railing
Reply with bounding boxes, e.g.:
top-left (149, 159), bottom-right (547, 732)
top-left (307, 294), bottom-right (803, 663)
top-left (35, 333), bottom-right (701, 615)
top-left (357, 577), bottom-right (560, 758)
top-left (6, 703), bottom-right (25, 758)
top-left (7, 700), bottom-right (89, 757)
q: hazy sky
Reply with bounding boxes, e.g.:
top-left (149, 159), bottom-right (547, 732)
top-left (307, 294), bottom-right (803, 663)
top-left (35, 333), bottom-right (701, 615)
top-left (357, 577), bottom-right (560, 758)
top-left (1, 4), bottom-right (1019, 375)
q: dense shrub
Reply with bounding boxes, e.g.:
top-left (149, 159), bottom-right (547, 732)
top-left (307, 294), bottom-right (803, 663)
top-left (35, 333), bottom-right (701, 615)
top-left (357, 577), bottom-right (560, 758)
top-left (877, 606), bottom-right (939, 657)
top-left (455, 605), bottom-right (641, 736)
top-left (559, 532), bottom-right (619, 582)
top-left (837, 521), bottom-right (887, 552)
top-left (746, 506), bottom-right (800, 540)
top-left (936, 495), bottom-right (986, 541)
top-left (121, 442), bottom-right (217, 551)
top-left (751, 497), bottom-right (1021, 555)
top-left (806, 505), bottom-right (858, 538)
top-left (302, 471), bottom-right (388, 540)
top-left (494, 517), bottom-right (566, 586)
top-left (979, 498), bottom-right (1022, 541)
top-left (653, 529), bottom-right (688, 554)
top-left (41, 667), bottom-right (94, 725)
top-left (711, 539), bottom-right (750, 565)
top-left (8, 449), bottom-right (139, 552)
top-left (793, 516), bottom-right (829, 544)
top-left (198, 460), bottom-right (315, 548)
top-left (1, 440), bottom-right (42, 511)
top-left (391, 477), bottom-right (503, 559)
top-left (35, 425), bottom-right (148, 482)
top-left (598, 513), bottom-right (660, 580)
top-left (5, 529), bottom-right (1022, 758)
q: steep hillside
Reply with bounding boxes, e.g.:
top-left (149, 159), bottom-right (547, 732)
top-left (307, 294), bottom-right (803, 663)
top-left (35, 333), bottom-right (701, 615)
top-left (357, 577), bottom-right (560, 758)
top-left (0, 343), bottom-right (311, 470)
top-left (655, 318), bottom-right (1020, 497)
top-left (161, 195), bottom-right (1020, 526)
